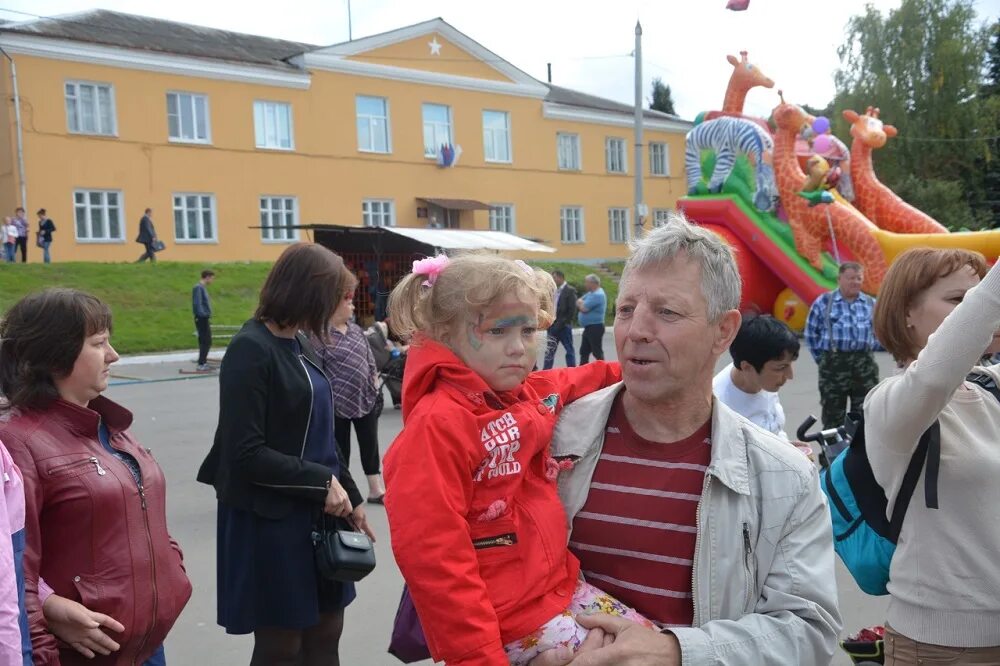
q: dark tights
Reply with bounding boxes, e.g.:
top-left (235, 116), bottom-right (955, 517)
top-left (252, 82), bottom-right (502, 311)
top-left (250, 610), bottom-right (344, 666)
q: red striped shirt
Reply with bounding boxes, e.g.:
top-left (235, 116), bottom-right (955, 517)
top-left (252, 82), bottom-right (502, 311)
top-left (569, 394), bottom-right (711, 627)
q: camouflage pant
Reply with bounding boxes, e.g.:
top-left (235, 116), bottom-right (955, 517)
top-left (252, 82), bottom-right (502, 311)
top-left (817, 351), bottom-right (879, 429)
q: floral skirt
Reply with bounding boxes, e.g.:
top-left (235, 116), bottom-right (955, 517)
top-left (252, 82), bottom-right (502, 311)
top-left (503, 579), bottom-right (656, 665)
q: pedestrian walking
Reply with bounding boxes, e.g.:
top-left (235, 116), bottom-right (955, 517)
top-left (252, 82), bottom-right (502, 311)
top-left (542, 270), bottom-right (577, 369)
top-left (192, 270), bottom-right (215, 371)
top-left (576, 274), bottom-right (607, 364)
top-left (135, 209), bottom-right (159, 263)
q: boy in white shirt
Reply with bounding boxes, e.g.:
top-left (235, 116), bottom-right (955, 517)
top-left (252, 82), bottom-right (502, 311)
top-left (713, 314), bottom-right (799, 439)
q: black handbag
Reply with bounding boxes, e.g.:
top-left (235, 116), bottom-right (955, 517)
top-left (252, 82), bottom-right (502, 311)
top-left (311, 516), bottom-right (376, 582)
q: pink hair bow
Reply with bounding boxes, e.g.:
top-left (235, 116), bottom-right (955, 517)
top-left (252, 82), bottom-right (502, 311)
top-left (412, 254), bottom-right (450, 287)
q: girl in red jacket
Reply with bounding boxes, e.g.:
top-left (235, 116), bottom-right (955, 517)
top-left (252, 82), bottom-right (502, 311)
top-left (384, 254), bottom-right (653, 666)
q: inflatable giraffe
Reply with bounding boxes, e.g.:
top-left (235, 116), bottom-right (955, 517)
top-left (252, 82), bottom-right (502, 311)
top-left (722, 51), bottom-right (774, 114)
top-left (772, 93), bottom-right (888, 293)
top-left (843, 107), bottom-right (948, 234)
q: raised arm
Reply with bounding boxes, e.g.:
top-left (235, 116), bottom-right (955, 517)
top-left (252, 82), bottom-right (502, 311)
top-left (865, 262), bottom-right (1000, 453)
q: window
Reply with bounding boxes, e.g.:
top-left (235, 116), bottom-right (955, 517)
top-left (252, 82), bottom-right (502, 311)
top-left (73, 190), bottom-right (123, 241)
top-left (653, 208), bottom-right (672, 227)
top-left (605, 137), bottom-right (627, 173)
top-left (260, 196), bottom-right (298, 242)
top-left (609, 208), bottom-right (630, 244)
top-left (557, 133), bottom-right (581, 171)
top-left (362, 199), bottom-right (395, 227)
top-left (254, 101), bottom-right (294, 150)
top-left (482, 110), bottom-right (511, 162)
top-left (560, 206), bottom-right (585, 244)
top-left (356, 96), bottom-right (390, 153)
top-left (65, 81), bottom-right (116, 135)
top-left (422, 103), bottom-right (452, 157)
top-left (649, 142), bottom-right (669, 176)
top-left (167, 92), bottom-right (210, 143)
top-left (173, 193), bottom-right (217, 242)
top-left (489, 204), bottom-right (515, 233)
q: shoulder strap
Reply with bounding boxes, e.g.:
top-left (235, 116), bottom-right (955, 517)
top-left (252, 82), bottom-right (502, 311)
top-left (967, 370), bottom-right (1000, 404)
top-left (824, 291), bottom-right (836, 349)
top-left (887, 421), bottom-right (940, 543)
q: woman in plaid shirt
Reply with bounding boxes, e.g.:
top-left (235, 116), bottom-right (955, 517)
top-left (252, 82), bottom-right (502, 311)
top-left (312, 272), bottom-right (386, 504)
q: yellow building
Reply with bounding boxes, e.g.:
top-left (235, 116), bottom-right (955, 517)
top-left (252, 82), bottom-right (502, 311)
top-left (0, 10), bottom-right (691, 265)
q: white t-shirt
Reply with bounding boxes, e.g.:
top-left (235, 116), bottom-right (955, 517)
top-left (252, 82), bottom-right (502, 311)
top-left (713, 363), bottom-right (787, 439)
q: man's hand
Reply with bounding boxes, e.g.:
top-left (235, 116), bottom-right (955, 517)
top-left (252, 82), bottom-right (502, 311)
top-left (527, 627), bottom-right (611, 665)
top-left (42, 594), bottom-right (125, 658)
top-left (568, 614), bottom-right (681, 666)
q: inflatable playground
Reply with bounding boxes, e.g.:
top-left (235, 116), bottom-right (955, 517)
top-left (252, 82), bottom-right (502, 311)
top-left (680, 51), bottom-right (1000, 330)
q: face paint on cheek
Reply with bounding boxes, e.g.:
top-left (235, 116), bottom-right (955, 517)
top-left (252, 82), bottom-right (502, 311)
top-left (467, 314), bottom-right (485, 351)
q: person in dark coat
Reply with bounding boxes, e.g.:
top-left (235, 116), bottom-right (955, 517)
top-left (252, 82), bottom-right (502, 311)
top-left (135, 209), bottom-right (158, 264)
top-left (542, 270), bottom-right (578, 369)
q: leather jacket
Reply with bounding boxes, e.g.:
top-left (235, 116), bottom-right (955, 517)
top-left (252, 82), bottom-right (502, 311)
top-left (0, 396), bottom-right (192, 665)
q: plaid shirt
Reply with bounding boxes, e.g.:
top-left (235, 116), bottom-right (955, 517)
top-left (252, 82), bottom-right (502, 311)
top-left (312, 323), bottom-right (378, 419)
top-left (804, 290), bottom-right (882, 362)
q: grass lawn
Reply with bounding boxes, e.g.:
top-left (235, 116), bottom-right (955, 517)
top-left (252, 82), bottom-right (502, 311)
top-left (0, 262), bottom-right (272, 354)
top-left (0, 259), bottom-right (619, 354)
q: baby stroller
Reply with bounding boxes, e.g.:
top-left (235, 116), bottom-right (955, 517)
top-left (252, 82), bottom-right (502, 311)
top-left (797, 414), bottom-right (884, 665)
top-left (365, 322), bottom-right (405, 416)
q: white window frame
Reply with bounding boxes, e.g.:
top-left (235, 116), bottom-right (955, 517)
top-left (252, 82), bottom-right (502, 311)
top-left (72, 189), bottom-right (125, 242)
top-left (172, 193), bottom-right (218, 243)
top-left (482, 110), bottom-right (511, 163)
top-left (557, 132), bottom-right (581, 171)
top-left (253, 100), bottom-right (294, 150)
top-left (605, 137), bottom-right (627, 174)
top-left (653, 208), bottom-right (673, 227)
top-left (362, 199), bottom-right (395, 228)
top-left (609, 207), bottom-right (630, 244)
top-left (422, 103), bottom-right (453, 158)
top-left (356, 95), bottom-right (391, 153)
top-left (259, 196), bottom-right (299, 243)
top-left (649, 142), bottom-right (669, 176)
top-left (65, 80), bottom-right (117, 136)
top-left (560, 206), bottom-right (585, 244)
top-left (166, 91), bottom-right (211, 144)
top-left (489, 204), bottom-right (515, 233)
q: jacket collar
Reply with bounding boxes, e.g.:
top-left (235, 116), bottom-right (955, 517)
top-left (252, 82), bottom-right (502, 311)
top-left (551, 383), bottom-right (751, 495)
top-left (401, 337), bottom-right (520, 414)
top-left (45, 395), bottom-right (134, 437)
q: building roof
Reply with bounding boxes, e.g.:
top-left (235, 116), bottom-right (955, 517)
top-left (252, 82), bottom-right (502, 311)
top-left (1, 9), bottom-right (315, 69)
top-left (545, 84), bottom-right (687, 124)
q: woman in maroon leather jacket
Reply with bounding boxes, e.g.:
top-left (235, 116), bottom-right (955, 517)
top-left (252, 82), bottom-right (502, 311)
top-left (0, 289), bottom-right (191, 665)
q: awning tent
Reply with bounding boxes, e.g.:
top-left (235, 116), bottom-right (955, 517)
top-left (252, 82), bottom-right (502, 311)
top-left (416, 197), bottom-right (493, 211)
top-left (283, 224), bottom-right (556, 254)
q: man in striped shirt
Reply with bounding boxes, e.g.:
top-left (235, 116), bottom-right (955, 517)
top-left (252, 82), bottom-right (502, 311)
top-left (536, 213), bottom-right (840, 666)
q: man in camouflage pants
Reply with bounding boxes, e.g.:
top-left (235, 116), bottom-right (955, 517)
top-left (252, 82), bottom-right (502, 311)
top-left (804, 262), bottom-right (881, 429)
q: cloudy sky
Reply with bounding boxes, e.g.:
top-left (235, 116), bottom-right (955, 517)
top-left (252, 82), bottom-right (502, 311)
top-left (10, 0), bottom-right (1000, 119)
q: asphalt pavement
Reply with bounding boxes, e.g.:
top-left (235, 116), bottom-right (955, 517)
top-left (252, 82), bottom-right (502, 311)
top-left (104, 330), bottom-right (896, 666)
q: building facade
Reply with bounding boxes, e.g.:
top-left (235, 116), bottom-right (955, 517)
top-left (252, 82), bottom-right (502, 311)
top-left (0, 11), bottom-right (691, 263)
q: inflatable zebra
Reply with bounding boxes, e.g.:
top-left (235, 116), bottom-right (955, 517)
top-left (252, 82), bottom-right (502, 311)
top-left (685, 116), bottom-right (777, 211)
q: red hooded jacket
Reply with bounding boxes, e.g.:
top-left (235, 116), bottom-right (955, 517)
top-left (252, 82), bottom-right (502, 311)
top-left (384, 340), bottom-right (621, 665)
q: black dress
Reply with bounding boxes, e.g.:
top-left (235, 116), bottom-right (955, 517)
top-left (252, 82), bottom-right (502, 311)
top-left (216, 337), bottom-right (356, 634)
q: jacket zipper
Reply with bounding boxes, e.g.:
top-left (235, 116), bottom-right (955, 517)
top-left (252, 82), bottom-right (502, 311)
top-left (742, 521), bottom-right (754, 611)
top-left (48, 457), bottom-right (105, 477)
top-left (691, 474), bottom-right (711, 627)
top-left (472, 533), bottom-right (518, 549)
top-left (98, 418), bottom-right (157, 665)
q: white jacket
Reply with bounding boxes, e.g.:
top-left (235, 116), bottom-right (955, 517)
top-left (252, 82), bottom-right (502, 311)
top-left (552, 383), bottom-right (841, 666)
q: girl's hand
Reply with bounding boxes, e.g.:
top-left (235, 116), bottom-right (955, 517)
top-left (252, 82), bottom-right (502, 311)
top-left (324, 476), bottom-right (351, 517)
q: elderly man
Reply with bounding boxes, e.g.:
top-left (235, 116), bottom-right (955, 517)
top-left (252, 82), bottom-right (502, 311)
top-left (536, 213), bottom-right (840, 666)
top-left (576, 274), bottom-right (608, 364)
top-left (804, 261), bottom-right (880, 429)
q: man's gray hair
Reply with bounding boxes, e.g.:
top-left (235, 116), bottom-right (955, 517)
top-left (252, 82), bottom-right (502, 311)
top-left (584, 273), bottom-right (600, 286)
top-left (624, 210), bottom-right (742, 321)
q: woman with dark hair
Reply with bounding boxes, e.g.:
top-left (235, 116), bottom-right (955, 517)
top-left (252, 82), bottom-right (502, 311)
top-left (0, 288), bottom-right (192, 665)
top-left (197, 243), bottom-right (374, 666)
top-left (867, 248), bottom-right (1000, 664)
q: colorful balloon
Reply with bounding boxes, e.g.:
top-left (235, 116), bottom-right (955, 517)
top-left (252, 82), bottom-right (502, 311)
top-left (812, 116), bottom-right (830, 134)
top-left (812, 134), bottom-right (833, 155)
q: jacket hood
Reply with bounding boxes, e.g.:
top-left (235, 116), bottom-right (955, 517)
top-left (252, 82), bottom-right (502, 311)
top-left (402, 337), bottom-right (499, 415)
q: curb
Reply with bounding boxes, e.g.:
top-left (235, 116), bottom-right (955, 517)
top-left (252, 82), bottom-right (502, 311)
top-left (116, 349), bottom-right (225, 366)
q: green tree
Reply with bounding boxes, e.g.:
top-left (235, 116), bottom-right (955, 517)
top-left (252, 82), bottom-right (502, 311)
top-left (832, 0), bottom-right (994, 229)
top-left (649, 77), bottom-right (676, 115)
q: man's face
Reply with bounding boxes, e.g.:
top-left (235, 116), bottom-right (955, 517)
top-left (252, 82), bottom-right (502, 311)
top-left (14, 208), bottom-right (23, 218)
top-left (553, 274), bottom-right (565, 288)
top-left (204, 275), bottom-right (215, 286)
top-left (838, 268), bottom-right (863, 299)
top-left (585, 279), bottom-right (597, 292)
top-left (742, 351), bottom-right (796, 393)
top-left (614, 257), bottom-right (740, 404)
